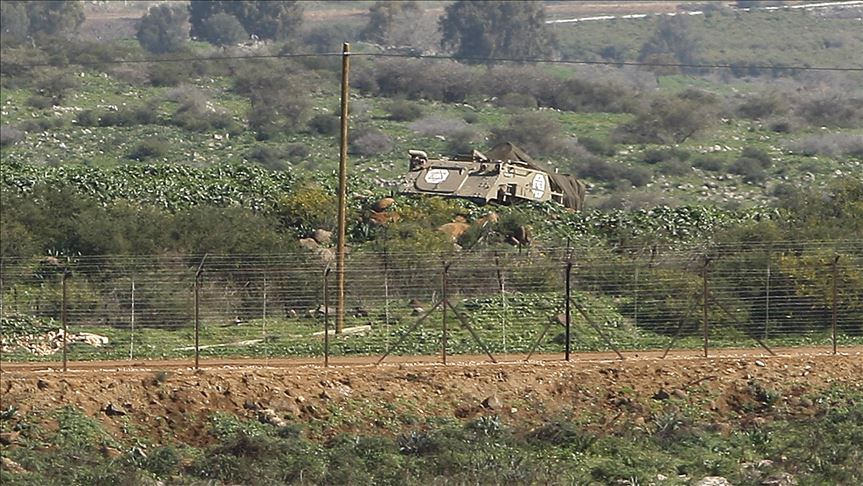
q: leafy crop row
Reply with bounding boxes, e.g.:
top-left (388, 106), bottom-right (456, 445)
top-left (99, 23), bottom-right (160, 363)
top-left (1, 161), bottom-right (296, 212)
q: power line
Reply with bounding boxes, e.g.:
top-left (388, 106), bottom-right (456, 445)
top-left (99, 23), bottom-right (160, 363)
top-left (10, 50), bottom-right (863, 73)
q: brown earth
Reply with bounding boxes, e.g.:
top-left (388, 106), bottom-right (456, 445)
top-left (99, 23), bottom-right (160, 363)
top-left (2, 347), bottom-right (862, 446)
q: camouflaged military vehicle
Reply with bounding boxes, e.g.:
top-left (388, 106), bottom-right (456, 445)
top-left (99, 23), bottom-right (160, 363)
top-left (398, 142), bottom-right (586, 210)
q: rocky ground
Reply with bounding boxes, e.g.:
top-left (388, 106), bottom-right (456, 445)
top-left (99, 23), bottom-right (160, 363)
top-left (2, 348), bottom-right (861, 447)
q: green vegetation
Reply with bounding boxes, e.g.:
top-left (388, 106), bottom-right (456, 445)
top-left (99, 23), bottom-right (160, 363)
top-left (2, 387), bottom-right (862, 485)
top-left (1, 0), bottom-right (862, 360)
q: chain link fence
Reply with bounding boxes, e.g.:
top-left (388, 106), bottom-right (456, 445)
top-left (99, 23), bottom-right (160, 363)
top-left (2, 241), bottom-right (861, 368)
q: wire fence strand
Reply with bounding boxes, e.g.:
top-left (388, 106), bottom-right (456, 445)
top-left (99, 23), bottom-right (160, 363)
top-left (1, 242), bottom-right (861, 366)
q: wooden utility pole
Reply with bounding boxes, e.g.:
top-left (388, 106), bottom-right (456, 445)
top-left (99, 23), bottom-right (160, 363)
top-left (336, 42), bottom-right (351, 334)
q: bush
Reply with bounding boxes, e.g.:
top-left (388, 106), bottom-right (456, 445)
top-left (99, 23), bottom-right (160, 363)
top-left (446, 128), bottom-right (481, 154)
top-left (737, 92), bottom-right (788, 120)
top-left (26, 95), bottom-right (54, 109)
top-left (99, 105), bottom-right (160, 127)
top-left (349, 128), bottom-right (393, 156)
top-left (786, 134), bottom-right (863, 158)
top-left (307, 114), bottom-right (340, 135)
top-left (579, 136), bottom-right (616, 156)
top-left (625, 165), bottom-right (653, 187)
top-left (17, 117), bottom-right (65, 133)
top-left (285, 143), bottom-right (311, 159)
top-left (576, 157), bottom-right (625, 183)
top-left (0, 125), bottom-right (25, 147)
top-left (494, 92), bottom-right (538, 110)
top-left (797, 95), bottom-right (863, 128)
top-left (32, 67), bottom-right (79, 104)
top-left (729, 158), bottom-right (767, 183)
top-left (148, 63), bottom-right (193, 87)
top-left (75, 109), bottom-right (100, 127)
top-left (641, 147), bottom-right (690, 164)
top-left (409, 115), bottom-right (470, 137)
top-left (490, 112), bottom-right (566, 157)
top-left (657, 158), bottom-right (691, 176)
top-left (768, 118), bottom-right (795, 133)
top-left (386, 100), bottom-right (423, 122)
top-left (613, 96), bottom-right (712, 144)
top-left (463, 112), bottom-right (479, 124)
top-left (128, 137), bottom-right (170, 160)
top-left (693, 154), bottom-right (725, 172)
top-left (246, 145), bottom-right (291, 171)
top-left (740, 146), bottom-right (772, 169)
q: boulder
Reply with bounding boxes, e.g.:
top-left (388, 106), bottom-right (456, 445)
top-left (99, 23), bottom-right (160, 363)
top-left (298, 238), bottom-right (319, 251)
top-left (312, 229), bottom-right (332, 245)
top-left (475, 212), bottom-right (499, 227)
top-left (438, 222), bottom-right (470, 241)
top-left (369, 210), bottom-right (400, 225)
top-left (372, 197), bottom-right (396, 211)
top-left (482, 395), bottom-right (503, 410)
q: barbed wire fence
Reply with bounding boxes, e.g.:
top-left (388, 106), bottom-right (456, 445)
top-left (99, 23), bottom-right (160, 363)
top-left (1, 241), bottom-right (861, 370)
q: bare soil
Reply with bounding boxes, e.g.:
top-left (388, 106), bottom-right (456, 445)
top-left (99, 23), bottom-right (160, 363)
top-left (2, 347), bottom-right (861, 446)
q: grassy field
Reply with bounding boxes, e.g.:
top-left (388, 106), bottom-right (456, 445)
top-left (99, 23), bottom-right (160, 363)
top-left (2, 64), bottom-right (860, 209)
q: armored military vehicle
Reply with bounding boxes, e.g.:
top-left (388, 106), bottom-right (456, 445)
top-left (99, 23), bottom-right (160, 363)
top-left (398, 142), bottom-right (585, 210)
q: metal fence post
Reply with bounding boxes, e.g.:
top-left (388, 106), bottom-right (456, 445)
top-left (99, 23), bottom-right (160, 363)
top-left (633, 262), bottom-right (639, 329)
top-left (702, 257), bottom-right (710, 358)
top-left (564, 259), bottom-right (572, 362)
top-left (495, 253), bottom-right (507, 353)
top-left (62, 268), bottom-right (69, 372)
top-left (831, 255), bottom-right (839, 355)
top-left (324, 266), bottom-right (331, 367)
top-left (383, 249), bottom-right (390, 353)
top-left (129, 278), bottom-right (135, 361)
top-left (765, 253), bottom-right (771, 340)
top-left (194, 254), bottom-right (207, 370)
top-left (194, 274), bottom-right (200, 370)
top-left (441, 262), bottom-right (448, 365)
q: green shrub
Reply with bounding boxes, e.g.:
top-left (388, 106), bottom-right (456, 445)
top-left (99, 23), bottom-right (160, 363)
top-left (740, 146), bottom-right (772, 168)
top-left (657, 158), bottom-right (691, 176)
top-left (128, 137), bottom-right (170, 160)
top-left (797, 95), bottom-right (863, 128)
top-left (349, 127), bottom-right (393, 156)
top-left (386, 100), bottom-right (423, 121)
top-left (148, 62), bottom-right (192, 87)
top-left (737, 92), bottom-right (788, 119)
top-left (246, 145), bottom-right (291, 171)
top-left (307, 113), bottom-right (340, 135)
top-left (641, 147), bottom-right (691, 164)
top-left (693, 154), bottom-right (725, 172)
top-left (99, 105), bottom-right (160, 127)
top-left (729, 158), bottom-right (767, 183)
top-left (17, 117), bottom-right (65, 133)
top-left (25, 94), bottom-right (54, 109)
top-left (446, 128), bottom-right (481, 154)
top-left (495, 92), bottom-right (538, 110)
top-left (0, 125), bottom-right (25, 147)
top-left (75, 109), bottom-right (100, 126)
top-left (579, 136), bottom-right (616, 156)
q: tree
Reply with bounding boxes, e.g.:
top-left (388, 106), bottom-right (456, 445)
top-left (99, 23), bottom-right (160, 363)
top-left (25, 0), bottom-right (85, 40)
top-left (0, 1), bottom-right (30, 47)
top-left (189, 1), bottom-right (303, 43)
top-left (638, 16), bottom-right (699, 74)
top-left (137, 4), bottom-right (189, 54)
top-left (360, 1), bottom-right (419, 45)
top-left (202, 12), bottom-right (247, 47)
top-left (438, 0), bottom-right (553, 62)
top-left (0, 0), bottom-right (84, 45)
top-left (613, 95), bottom-right (713, 144)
